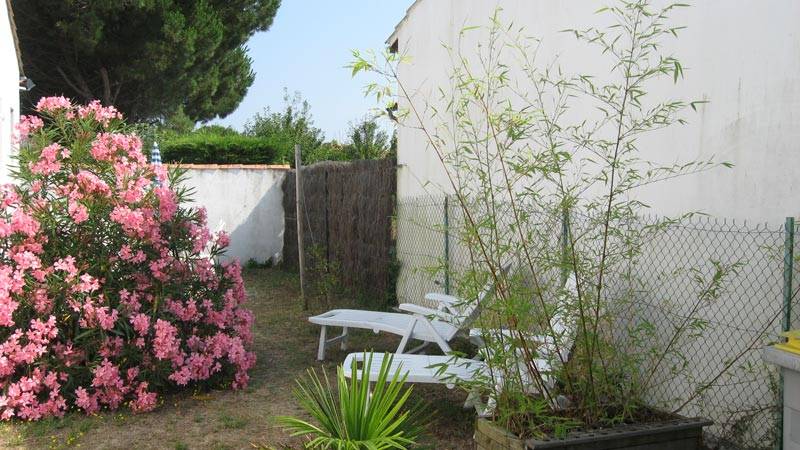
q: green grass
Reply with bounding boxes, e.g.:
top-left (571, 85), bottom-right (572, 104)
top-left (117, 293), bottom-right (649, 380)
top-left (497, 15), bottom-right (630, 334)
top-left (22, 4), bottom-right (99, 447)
top-left (218, 414), bottom-right (248, 430)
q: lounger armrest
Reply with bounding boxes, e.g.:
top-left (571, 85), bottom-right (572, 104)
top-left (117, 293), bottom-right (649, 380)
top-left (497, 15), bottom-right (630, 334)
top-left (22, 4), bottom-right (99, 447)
top-left (470, 328), bottom-right (560, 347)
top-left (424, 293), bottom-right (463, 315)
top-left (425, 293), bottom-right (461, 306)
top-left (398, 303), bottom-right (453, 322)
top-left (472, 328), bottom-right (557, 340)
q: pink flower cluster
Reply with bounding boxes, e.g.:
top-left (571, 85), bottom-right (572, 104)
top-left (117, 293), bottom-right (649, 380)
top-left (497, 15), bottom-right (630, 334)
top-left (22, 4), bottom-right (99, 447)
top-left (29, 143), bottom-right (63, 175)
top-left (91, 132), bottom-right (145, 165)
top-left (0, 98), bottom-right (255, 420)
top-left (77, 100), bottom-right (122, 128)
top-left (13, 116), bottom-right (43, 143)
top-left (35, 96), bottom-right (72, 114)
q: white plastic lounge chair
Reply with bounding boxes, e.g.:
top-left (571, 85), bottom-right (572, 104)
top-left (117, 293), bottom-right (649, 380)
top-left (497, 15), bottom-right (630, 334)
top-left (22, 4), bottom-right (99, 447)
top-left (342, 273), bottom-right (577, 415)
top-left (341, 352), bottom-right (496, 416)
top-left (343, 352), bottom-right (487, 387)
top-left (308, 264), bottom-right (510, 361)
top-left (341, 332), bottom-right (560, 416)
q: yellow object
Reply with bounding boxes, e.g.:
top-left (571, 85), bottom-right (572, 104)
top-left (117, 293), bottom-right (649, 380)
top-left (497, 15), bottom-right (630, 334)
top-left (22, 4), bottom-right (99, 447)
top-left (775, 330), bottom-right (800, 355)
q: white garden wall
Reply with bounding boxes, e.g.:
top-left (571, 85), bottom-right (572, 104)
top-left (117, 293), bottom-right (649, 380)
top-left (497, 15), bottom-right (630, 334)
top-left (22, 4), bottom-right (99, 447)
top-left (177, 164), bottom-right (288, 265)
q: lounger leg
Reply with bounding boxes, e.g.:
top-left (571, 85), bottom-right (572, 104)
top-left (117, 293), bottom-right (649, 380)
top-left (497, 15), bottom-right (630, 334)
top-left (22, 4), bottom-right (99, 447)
top-left (481, 394), bottom-right (497, 417)
top-left (396, 333), bottom-right (411, 354)
top-left (340, 327), bottom-right (349, 350)
top-left (478, 382), bottom-right (501, 417)
top-left (464, 389), bottom-right (480, 409)
top-left (417, 316), bottom-right (452, 354)
top-left (317, 326), bottom-right (328, 361)
top-left (396, 318), bottom-right (417, 354)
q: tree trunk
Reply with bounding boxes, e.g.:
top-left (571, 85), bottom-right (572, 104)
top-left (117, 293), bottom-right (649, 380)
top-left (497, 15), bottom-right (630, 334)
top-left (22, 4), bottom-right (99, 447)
top-left (99, 67), bottom-right (112, 105)
top-left (55, 66), bottom-right (93, 101)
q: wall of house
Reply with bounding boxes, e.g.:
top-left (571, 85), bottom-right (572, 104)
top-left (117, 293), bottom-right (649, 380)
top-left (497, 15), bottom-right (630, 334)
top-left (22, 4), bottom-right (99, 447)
top-left (0, 2), bottom-right (19, 184)
top-left (391, 0), bottom-right (800, 223)
top-left (177, 165), bottom-right (288, 265)
top-left (389, 2), bottom-right (799, 443)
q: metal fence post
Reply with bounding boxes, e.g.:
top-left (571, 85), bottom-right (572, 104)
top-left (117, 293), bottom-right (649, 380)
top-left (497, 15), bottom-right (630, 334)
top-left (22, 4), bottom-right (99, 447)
top-left (779, 216), bottom-right (795, 450)
top-left (782, 217), bottom-right (795, 332)
top-left (444, 196), bottom-right (450, 295)
top-left (560, 207), bottom-right (570, 285)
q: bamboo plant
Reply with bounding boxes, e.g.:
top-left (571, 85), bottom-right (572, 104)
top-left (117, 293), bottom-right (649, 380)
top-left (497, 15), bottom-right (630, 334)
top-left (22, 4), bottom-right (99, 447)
top-left (350, 0), bottom-right (775, 440)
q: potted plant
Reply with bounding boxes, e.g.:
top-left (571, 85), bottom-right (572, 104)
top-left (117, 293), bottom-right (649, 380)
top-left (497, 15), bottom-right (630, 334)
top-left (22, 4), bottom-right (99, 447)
top-left (350, 1), bottom-right (765, 448)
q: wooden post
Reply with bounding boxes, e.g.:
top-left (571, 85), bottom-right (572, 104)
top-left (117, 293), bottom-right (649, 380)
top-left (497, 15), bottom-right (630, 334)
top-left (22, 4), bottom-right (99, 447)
top-left (295, 144), bottom-right (307, 310)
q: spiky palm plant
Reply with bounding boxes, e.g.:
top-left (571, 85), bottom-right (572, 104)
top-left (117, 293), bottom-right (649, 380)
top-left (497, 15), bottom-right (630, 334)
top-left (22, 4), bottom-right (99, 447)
top-left (278, 353), bottom-right (427, 449)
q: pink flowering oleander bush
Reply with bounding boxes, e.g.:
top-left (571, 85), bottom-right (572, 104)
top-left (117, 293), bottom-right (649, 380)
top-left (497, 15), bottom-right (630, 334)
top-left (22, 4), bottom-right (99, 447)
top-left (0, 97), bottom-right (256, 420)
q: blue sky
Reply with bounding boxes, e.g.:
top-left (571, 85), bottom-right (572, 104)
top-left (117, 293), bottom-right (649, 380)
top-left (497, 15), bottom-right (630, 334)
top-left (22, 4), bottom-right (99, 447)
top-left (210, 1), bottom-right (414, 141)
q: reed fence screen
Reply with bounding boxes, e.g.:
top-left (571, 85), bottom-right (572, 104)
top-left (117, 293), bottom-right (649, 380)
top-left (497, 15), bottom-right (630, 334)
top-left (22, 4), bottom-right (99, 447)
top-left (282, 159), bottom-right (395, 306)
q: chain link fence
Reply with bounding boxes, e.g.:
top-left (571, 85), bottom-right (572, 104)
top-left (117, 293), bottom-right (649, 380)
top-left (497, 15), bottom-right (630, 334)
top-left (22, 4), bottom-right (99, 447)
top-left (396, 195), bottom-right (797, 449)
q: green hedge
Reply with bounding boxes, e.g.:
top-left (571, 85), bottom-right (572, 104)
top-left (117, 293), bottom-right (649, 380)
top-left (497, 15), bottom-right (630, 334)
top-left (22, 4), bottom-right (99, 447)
top-left (160, 134), bottom-right (282, 165)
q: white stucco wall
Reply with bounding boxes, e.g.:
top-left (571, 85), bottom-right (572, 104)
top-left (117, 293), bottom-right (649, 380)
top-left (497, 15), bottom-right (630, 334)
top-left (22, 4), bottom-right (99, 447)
top-left (178, 165), bottom-right (288, 265)
top-left (389, 2), bottom-right (797, 442)
top-left (0, 1), bottom-right (19, 184)
top-left (391, 0), bottom-right (800, 224)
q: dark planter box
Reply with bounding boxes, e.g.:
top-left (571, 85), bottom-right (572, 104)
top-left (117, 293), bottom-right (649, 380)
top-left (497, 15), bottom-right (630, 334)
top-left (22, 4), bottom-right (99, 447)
top-left (474, 416), bottom-right (712, 450)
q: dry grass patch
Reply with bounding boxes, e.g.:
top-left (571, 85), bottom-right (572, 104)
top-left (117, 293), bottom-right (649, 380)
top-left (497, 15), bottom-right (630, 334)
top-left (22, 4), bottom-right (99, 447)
top-left (0, 268), bottom-right (475, 449)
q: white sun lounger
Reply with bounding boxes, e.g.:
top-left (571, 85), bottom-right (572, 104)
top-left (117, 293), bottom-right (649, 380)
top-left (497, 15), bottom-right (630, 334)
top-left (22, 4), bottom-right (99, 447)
top-left (308, 263), bottom-right (510, 360)
top-left (309, 308), bottom-right (460, 360)
top-left (343, 352), bottom-right (487, 387)
top-left (342, 350), bottom-right (555, 386)
top-left (341, 351), bottom-right (496, 416)
top-left (342, 273), bottom-right (578, 415)
top-left (342, 343), bottom-right (555, 416)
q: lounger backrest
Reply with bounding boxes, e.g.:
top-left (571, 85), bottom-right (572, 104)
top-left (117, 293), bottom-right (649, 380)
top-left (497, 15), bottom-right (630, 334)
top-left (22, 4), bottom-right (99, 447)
top-left (455, 261), bottom-right (513, 328)
top-left (550, 272), bottom-right (578, 362)
top-left (513, 272), bottom-right (577, 398)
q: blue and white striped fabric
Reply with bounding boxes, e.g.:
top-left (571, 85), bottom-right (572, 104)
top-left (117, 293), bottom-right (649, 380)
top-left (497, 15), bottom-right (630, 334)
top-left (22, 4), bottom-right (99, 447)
top-left (151, 142), bottom-right (162, 187)
top-left (151, 142), bottom-right (162, 166)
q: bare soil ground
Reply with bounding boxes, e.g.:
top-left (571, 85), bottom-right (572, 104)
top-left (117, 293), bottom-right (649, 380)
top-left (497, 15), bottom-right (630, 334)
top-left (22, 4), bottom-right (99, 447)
top-left (0, 268), bottom-right (475, 449)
